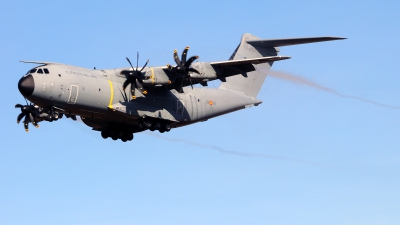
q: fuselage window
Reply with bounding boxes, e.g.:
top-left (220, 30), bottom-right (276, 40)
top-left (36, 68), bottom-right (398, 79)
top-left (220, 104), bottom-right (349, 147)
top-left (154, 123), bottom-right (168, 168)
top-left (37, 69), bottom-right (43, 74)
top-left (43, 68), bottom-right (49, 74)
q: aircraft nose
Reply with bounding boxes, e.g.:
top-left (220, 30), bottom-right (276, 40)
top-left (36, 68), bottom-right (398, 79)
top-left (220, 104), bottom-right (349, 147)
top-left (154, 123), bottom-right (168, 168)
top-left (18, 75), bottom-right (35, 97)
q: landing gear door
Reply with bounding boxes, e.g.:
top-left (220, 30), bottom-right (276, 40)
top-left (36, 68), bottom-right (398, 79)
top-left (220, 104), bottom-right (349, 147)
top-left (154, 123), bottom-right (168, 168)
top-left (67, 85), bottom-right (78, 104)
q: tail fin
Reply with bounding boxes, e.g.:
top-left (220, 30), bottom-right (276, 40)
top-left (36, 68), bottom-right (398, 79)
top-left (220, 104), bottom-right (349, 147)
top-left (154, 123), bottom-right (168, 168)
top-left (219, 33), bottom-right (276, 98)
top-left (219, 33), bottom-right (345, 98)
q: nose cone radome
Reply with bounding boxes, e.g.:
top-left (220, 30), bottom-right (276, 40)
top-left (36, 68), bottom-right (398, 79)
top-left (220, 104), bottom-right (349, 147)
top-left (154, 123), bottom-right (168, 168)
top-left (18, 75), bottom-right (34, 97)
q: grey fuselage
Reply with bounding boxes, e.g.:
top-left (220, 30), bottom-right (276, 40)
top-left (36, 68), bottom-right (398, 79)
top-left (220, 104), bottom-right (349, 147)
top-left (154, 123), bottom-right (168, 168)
top-left (23, 63), bottom-right (261, 133)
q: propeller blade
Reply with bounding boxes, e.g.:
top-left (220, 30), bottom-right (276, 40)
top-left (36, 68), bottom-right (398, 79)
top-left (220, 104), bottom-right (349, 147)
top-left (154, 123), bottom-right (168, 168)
top-left (130, 81), bottom-right (136, 98)
top-left (23, 115), bottom-right (29, 132)
top-left (17, 113), bottom-right (25, 124)
top-left (140, 59), bottom-right (149, 72)
top-left (126, 57), bottom-right (134, 69)
top-left (122, 79), bottom-right (130, 90)
top-left (15, 104), bottom-right (23, 108)
top-left (135, 79), bottom-right (146, 94)
top-left (179, 77), bottom-right (185, 93)
top-left (167, 63), bottom-right (173, 71)
top-left (28, 112), bottom-right (34, 123)
top-left (181, 46), bottom-right (189, 64)
top-left (29, 113), bottom-right (39, 128)
top-left (184, 55), bottom-right (199, 67)
top-left (189, 78), bottom-right (194, 89)
top-left (174, 49), bottom-right (181, 65)
top-left (136, 52), bottom-right (139, 71)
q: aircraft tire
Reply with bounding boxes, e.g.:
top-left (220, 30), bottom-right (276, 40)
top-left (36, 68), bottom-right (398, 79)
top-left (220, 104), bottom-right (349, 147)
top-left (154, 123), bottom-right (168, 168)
top-left (143, 120), bottom-right (152, 129)
top-left (101, 130), bottom-right (108, 139)
top-left (127, 133), bottom-right (133, 141)
top-left (111, 133), bottom-right (118, 140)
top-left (164, 124), bottom-right (171, 132)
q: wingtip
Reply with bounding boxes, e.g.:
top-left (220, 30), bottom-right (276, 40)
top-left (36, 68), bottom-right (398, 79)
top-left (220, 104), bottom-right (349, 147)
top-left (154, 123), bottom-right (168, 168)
top-left (331, 37), bottom-right (347, 40)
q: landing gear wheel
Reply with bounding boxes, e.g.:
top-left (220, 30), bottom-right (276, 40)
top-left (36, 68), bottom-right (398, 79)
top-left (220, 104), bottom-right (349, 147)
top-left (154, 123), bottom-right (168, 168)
top-left (101, 130), bottom-right (108, 139)
top-left (164, 124), bottom-right (171, 132)
top-left (110, 131), bottom-right (118, 140)
top-left (54, 112), bottom-right (59, 120)
top-left (138, 122), bottom-right (144, 129)
top-left (142, 120), bottom-right (152, 129)
top-left (127, 133), bottom-right (133, 141)
top-left (47, 114), bottom-right (53, 122)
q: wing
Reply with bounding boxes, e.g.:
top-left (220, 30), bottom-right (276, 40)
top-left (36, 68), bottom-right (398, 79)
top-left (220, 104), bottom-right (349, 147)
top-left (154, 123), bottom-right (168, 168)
top-left (210, 55), bottom-right (290, 79)
top-left (162, 55), bottom-right (290, 90)
top-left (20, 60), bottom-right (65, 65)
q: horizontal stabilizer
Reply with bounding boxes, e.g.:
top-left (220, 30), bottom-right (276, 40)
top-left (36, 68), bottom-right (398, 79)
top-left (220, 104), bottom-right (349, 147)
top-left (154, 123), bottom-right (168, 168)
top-left (247, 37), bottom-right (346, 48)
top-left (210, 55), bottom-right (290, 66)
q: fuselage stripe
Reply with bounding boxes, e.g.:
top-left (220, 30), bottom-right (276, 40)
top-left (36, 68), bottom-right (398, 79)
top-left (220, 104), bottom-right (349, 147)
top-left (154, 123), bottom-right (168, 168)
top-left (150, 67), bottom-right (155, 84)
top-left (108, 80), bottom-right (114, 108)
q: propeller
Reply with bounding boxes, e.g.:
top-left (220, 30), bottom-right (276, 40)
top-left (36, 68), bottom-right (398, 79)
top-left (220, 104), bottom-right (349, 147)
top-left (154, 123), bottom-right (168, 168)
top-left (167, 46), bottom-right (199, 92)
top-left (121, 52), bottom-right (149, 99)
top-left (15, 103), bottom-right (39, 132)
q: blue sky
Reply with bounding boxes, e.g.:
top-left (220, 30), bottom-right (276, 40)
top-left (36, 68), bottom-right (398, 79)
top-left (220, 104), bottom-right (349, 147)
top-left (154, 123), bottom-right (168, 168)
top-left (1, 0), bottom-right (400, 224)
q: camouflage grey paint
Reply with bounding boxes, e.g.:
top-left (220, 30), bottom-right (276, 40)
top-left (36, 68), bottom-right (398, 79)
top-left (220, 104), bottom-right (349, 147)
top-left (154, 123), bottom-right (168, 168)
top-left (19, 33), bottom-right (345, 138)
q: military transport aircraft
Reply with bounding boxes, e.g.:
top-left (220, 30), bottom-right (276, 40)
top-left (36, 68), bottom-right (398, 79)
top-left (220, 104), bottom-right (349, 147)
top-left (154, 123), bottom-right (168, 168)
top-left (16, 33), bottom-right (344, 142)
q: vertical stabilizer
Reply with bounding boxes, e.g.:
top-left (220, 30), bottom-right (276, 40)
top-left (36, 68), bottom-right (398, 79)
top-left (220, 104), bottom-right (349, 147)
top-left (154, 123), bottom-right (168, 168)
top-left (219, 33), bottom-right (279, 98)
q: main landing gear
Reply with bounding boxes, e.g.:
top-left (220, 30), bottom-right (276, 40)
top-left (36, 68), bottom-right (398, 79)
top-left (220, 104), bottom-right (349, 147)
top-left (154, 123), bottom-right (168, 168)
top-left (101, 129), bottom-right (134, 142)
top-left (140, 119), bottom-right (171, 133)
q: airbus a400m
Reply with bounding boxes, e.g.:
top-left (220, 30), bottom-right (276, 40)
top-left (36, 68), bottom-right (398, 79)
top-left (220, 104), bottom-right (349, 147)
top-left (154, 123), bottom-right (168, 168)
top-left (16, 33), bottom-right (344, 142)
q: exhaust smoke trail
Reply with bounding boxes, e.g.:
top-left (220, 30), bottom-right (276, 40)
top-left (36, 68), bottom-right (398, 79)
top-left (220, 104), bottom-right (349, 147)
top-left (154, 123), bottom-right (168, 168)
top-left (266, 70), bottom-right (400, 110)
top-left (145, 132), bottom-right (341, 169)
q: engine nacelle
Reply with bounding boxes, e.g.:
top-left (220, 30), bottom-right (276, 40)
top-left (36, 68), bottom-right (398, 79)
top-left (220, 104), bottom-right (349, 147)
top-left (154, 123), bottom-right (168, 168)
top-left (189, 62), bottom-right (217, 79)
top-left (142, 67), bottom-right (171, 86)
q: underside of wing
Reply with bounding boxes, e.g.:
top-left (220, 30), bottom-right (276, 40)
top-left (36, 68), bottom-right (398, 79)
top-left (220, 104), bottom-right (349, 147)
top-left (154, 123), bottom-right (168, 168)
top-left (210, 55), bottom-right (290, 80)
top-left (210, 55), bottom-right (290, 66)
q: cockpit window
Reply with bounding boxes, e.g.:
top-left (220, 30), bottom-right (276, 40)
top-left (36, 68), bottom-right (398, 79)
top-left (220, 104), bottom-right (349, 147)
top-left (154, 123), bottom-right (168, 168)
top-left (37, 69), bottom-right (43, 74)
top-left (43, 68), bottom-right (49, 74)
top-left (26, 68), bottom-right (37, 74)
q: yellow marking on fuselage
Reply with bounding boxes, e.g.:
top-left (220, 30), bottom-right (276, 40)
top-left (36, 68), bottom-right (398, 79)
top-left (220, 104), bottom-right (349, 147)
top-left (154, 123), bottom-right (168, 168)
top-left (150, 67), bottom-right (155, 84)
top-left (108, 80), bottom-right (114, 108)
